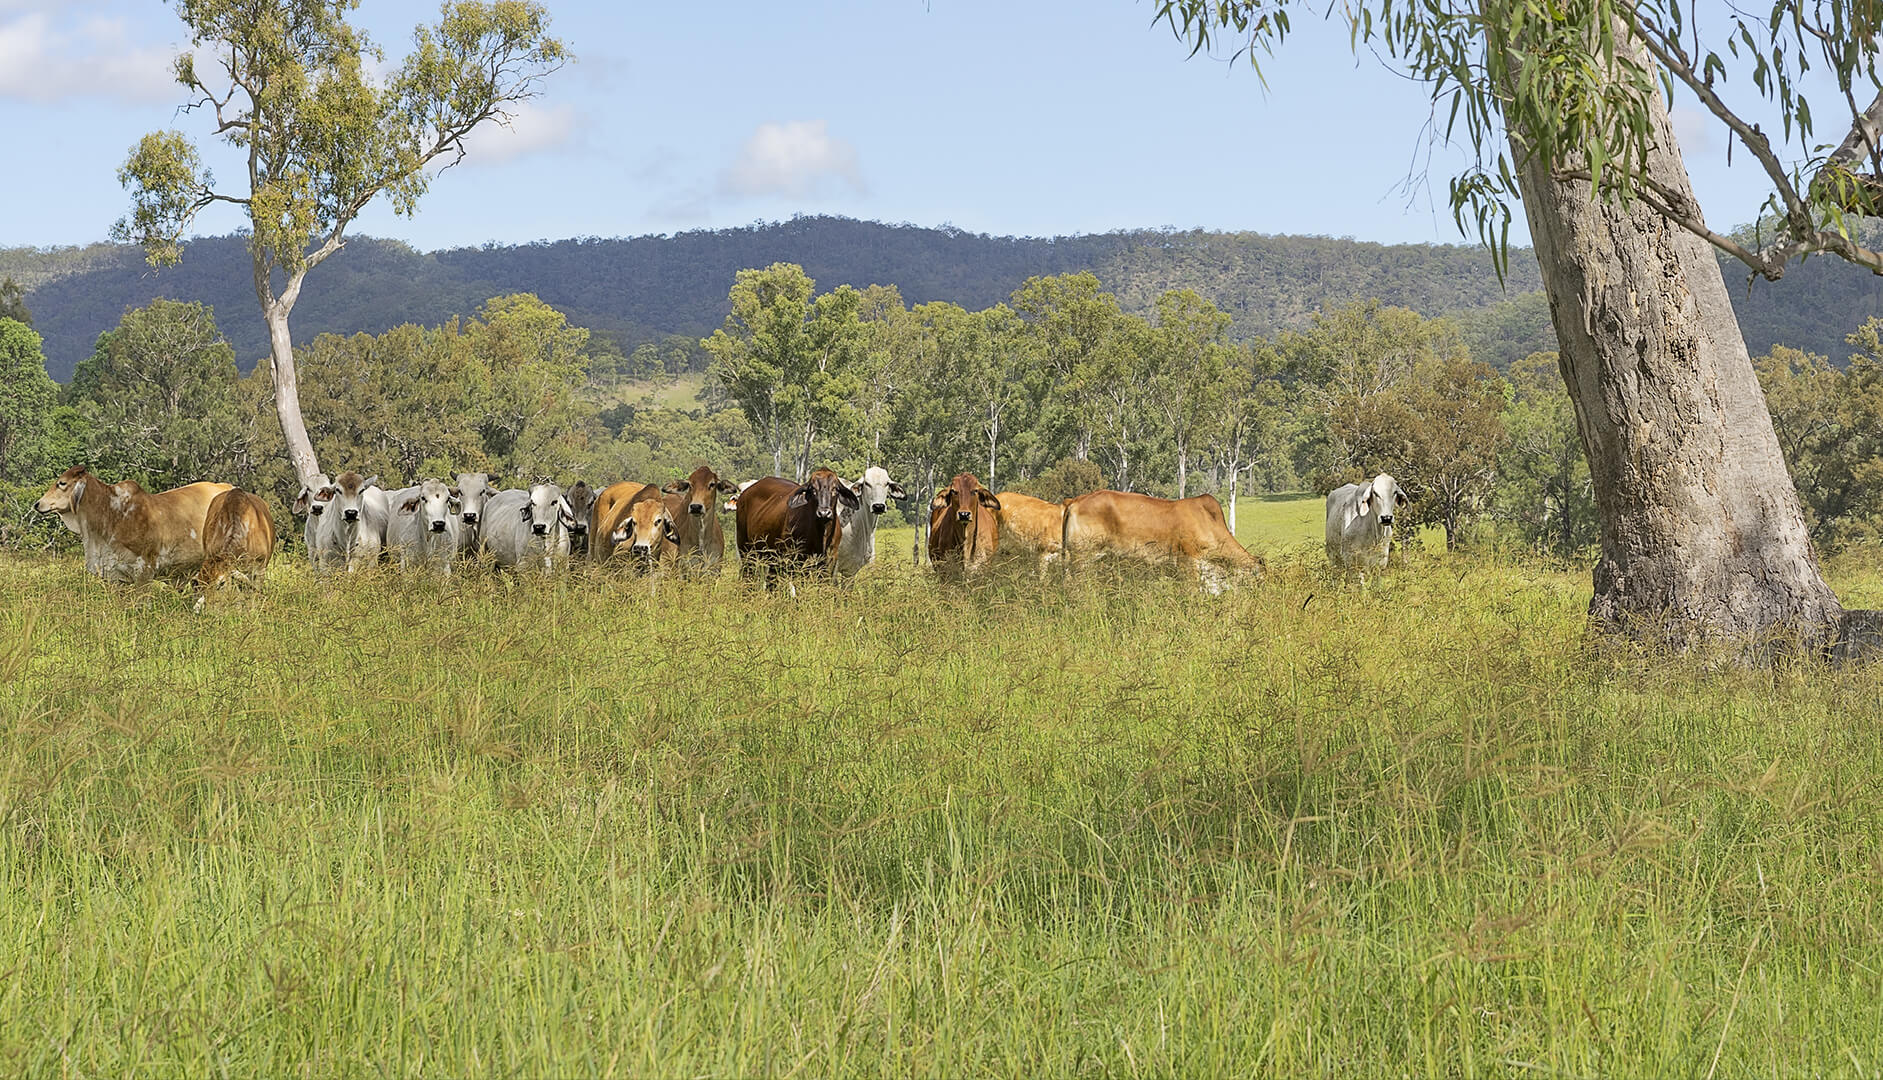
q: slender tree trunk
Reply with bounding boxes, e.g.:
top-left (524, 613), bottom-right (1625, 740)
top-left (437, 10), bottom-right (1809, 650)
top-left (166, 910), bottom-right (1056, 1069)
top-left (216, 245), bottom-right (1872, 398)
top-left (264, 304), bottom-right (321, 487)
top-left (1176, 440), bottom-right (1189, 499)
top-left (1513, 77), bottom-right (1843, 652)
top-left (987, 406), bottom-right (999, 489)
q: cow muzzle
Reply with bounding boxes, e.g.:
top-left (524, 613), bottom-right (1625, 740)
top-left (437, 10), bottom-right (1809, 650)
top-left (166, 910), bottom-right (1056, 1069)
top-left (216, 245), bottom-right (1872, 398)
top-left (343, 508), bottom-right (359, 522)
top-left (461, 512), bottom-right (479, 524)
top-left (872, 502), bottom-right (887, 515)
top-left (429, 520), bottom-right (447, 533)
top-left (956, 511), bottom-right (972, 523)
top-left (532, 522), bottom-right (548, 536)
top-left (310, 505), bottom-right (325, 516)
top-left (689, 502), bottom-right (705, 516)
top-left (1379, 516), bottom-right (1393, 527)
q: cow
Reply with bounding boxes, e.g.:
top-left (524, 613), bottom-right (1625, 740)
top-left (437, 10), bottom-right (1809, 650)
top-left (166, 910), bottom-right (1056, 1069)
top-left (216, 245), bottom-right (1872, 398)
top-left (735, 469), bottom-right (858, 589)
top-left (1061, 489), bottom-right (1262, 595)
top-left (1326, 473), bottom-right (1408, 575)
top-left (384, 479), bottom-right (462, 573)
top-left (661, 464), bottom-right (737, 576)
top-left (194, 488), bottom-right (276, 608)
top-left (481, 482), bottom-right (574, 571)
top-left (589, 480), bottom-right (649, 563)
top-left (562, 481), bottom-right (598, 559)
top-left (33, 467), bottom-right (234, 584)
top-left (723, 479), bottom-right (759, 514)
top-left (292, 473), bottom-right (334, 556)
top-left (452, 472), bottom-right (501, 556)
top-left (993, 491), bottom-right (1066, 577)
top-left (834, 466), bottom-right (906, 579)
top-left (607, 484), bottom-right (680, 573)
top-left (311, 471), bottom-right (388, 572)
top-left (927, 472), bottom-right (1000, 579)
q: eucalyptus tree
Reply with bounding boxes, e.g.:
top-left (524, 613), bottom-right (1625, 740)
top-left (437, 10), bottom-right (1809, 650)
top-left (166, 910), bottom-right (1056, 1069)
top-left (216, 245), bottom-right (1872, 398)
top-left (114, 0), bottom-right (567, 489)
top-left (0, 319), bottom-right (59, 484)
top-left (1145, 288), bottom-right (1239, 498)
top-left (1157, 0), bottom-right (1883, 653)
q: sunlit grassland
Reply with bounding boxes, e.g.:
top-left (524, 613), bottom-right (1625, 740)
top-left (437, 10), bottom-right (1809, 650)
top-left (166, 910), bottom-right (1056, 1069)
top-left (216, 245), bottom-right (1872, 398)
top-left (4, 496), bottom-right (1883, 1076)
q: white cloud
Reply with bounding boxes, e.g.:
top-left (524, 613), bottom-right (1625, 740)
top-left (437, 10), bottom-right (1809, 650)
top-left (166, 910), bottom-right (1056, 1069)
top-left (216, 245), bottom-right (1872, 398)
top-left (459, 101), bottom-right (581, 166)
top-left (0, 10), bottom-right (176, 103)
top-left (718, 120), bottom-right (865, 199)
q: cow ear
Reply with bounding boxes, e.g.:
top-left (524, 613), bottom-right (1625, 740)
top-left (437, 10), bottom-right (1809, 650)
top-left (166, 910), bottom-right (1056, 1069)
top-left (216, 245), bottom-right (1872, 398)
top-left (520, 504), bottom-right (532, 520)
top-left (1396, 488), bottom-right (1408, 506)
top-left (931, 490), bottom-right (950, 510)
top-left (316, 485), bottom-right (338, 501)
top-left (292, 489), bottom-right (311, 514)
top-left (888, 483), bottom-right (907, 500)
top-left (362, 475), bottom-right (380, 489)
top-left (787, 487), bottom-right (810, 509)
top-left (850, 480), bottom-right (864, 497)
top-left (837, 485), bottom-right (861, 509)
top-left (662, 479), bottom-right (688, 494)
top-left (401, 497), bottom-right (421, 514)
top-left (713, 478), bottom-right (738, 494)
top-left (1356, 489), bottom-right (1371, 513)
top-left (485, 472), bottom-right (498, 487)
top-left (978, 491), bottom-right (1002, 512)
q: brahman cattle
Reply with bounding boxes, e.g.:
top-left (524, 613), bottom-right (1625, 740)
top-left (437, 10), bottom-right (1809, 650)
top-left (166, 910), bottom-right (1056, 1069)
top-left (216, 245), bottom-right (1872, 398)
top-left (834, 466), bottom-right (906, 579)
top-left (927, 472), bottom-right (1000, 578)
top-left (661, 464), bottom-right (736, 575)
top-left (735, 469), bottom-right (857, 588)
top-left (1326, 473), bottom-right (1407, 574)
top-left (292, 473), bottom-right (334, 555)
top-left (608, 484), bottom-right (680, 573)
top-left (993, 491), bottom-right (1066, 577)
top-left (1061, 489), bottom-right (1261, 594)
top-left (33, 467), bottom-right (233, 584)
top-left (311, 471), bottom-right (387, 572)
top-left (452, 472), bottom-right (500, 556)
top-left (482, 482), bottom-right (574, 571)
top-left (194, 488), bottom-right (276, 607)
top-left (562, 481), bottom-right (597, 558)
top-left (589, 479), bottom-right (649, 563)
top-left (384, 479), bottom-right (462, 573)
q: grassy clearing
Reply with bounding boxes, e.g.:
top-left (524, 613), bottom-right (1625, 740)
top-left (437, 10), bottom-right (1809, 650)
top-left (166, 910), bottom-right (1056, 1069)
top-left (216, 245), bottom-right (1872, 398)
top-left (5, 507), bottom-right (1883, 1076)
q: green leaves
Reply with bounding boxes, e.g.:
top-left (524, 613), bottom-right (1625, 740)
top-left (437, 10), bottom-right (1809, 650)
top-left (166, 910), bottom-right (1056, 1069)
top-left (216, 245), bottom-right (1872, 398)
top-left (112, 132), bottom-right (212, 268)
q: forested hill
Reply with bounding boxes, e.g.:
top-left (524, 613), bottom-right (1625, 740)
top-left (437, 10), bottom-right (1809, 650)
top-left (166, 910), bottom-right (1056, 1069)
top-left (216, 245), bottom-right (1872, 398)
top-left (5, 215), bottom-right (1879, 381)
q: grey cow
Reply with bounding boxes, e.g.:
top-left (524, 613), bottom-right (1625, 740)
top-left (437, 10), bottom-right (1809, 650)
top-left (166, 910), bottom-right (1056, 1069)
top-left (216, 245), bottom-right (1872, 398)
top-left (480, 483), bottom-right (573, 571)
top-left (452, 472), bottom-right (501, 557)
top-left (385, 479), bottom-right (462, 573)
top-left (834, 466), bottom-right (906, 579)
top-left (1325, 473), bottom-right (1407, 576)
top-left (312, 471), bottom-right (389, 571)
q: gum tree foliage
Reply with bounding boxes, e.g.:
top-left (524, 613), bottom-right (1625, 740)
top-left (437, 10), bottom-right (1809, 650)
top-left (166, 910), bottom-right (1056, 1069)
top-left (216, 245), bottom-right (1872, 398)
top-left (113, 0), bottom-right (566, 488)
top-left (0, 320), bottom-right (61, 484)
top-left (1757, 331), bottom-right (1883, 549)
top-left (1496, 351), bottom-right (1598, 557)
top-left (0, 278), bottom-right (31, 327)
top-left (1156, 0), bottom-right (1883, 654)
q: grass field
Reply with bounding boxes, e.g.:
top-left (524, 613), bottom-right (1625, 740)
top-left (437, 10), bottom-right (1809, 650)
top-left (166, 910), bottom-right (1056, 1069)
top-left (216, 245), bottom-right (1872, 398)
top-left (5, 495), bottom-right (1883, 1076)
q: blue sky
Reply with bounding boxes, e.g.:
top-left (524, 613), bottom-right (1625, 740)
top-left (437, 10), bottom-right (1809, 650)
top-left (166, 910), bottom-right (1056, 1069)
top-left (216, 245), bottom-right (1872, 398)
top-left (0, 0), bottom-right (1805, 253)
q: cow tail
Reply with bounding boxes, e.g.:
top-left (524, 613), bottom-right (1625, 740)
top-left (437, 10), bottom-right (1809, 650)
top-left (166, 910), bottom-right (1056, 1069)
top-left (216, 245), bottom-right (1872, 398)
top-left (1059, 500), bottom-right (1075, 574)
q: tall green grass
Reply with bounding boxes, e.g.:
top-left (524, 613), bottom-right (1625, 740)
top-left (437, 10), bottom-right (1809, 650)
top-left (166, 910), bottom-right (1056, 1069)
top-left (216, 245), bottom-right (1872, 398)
top-left (4, 541), bottom-right (1883, 1076)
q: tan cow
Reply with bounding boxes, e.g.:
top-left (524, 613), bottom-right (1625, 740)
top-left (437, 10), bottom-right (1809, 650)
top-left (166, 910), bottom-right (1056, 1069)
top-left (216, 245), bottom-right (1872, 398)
top-left (34, 467), bottom-right (233, 583)
top-left (605, 484), bottom-right (680, 573)
top-left (1061, 490), bottom-right (1262, 594)
top-left (589, 480), bottom-right (648, 563)
top-left (993, 491), bottom-right (1065, 576)
top-left (927, 472), bottom-right (1000, 579)
top-left (194, 488), bottom-right (277, 607)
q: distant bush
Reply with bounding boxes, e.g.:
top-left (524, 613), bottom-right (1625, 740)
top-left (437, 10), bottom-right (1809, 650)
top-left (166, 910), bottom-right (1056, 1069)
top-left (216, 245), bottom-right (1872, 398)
top-left (1009, 458), bottom-right (1108, 503)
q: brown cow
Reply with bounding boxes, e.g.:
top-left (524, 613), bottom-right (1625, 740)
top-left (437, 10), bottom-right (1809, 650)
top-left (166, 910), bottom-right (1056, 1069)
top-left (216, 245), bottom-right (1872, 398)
top-left (735, 469), bottom-right (857, 589)
top-left (562, 480), bottom-right (598, 558)
top-left (589, 480), bottom-right (648, 563)
top-left (661, 464), bottom-right (737, 576)
top-left (194, 488), bottom-right (277, 606)
top-left (927, 472), bottom-right (1000, 578)
top-left (1061, 490), bottom-right (1263, 594)
top-left (34, 467), bottom-right (234, 583)
top-left (604, 484), bottom-right (681, 573)
top-left (993, 491), bottom-right (1065, 577)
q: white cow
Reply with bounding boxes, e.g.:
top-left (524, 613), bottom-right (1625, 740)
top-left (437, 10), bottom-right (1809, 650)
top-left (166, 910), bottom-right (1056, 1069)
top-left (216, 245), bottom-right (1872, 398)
top-left (452, 472), bottom-right (501, 557)
top-left (1326, 473), bottom-right (1408, 574)
top-left (312, 471), bottom-right (388, 572)
top-left (723, 478), bottom-right (759, 514)
top-left (834, 466), bottom-right (906, 578)
top-left (385, 479), bottom-right (462, 573)
top-left (480, 483), bottom-right (573, 571)
top-left (292, 473), bottom-right (335, 557)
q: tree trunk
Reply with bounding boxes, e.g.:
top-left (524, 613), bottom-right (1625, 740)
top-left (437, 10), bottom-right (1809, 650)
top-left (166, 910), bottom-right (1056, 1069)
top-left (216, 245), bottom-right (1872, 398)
top-left (1176, 441), bottom-right (1188, 499)
top-left (265, 304), bottom-right (321, 487)
top-left (987, 406), bottom-right (999, 489)
top-left (1513, 83), bottom-right (1843, 653)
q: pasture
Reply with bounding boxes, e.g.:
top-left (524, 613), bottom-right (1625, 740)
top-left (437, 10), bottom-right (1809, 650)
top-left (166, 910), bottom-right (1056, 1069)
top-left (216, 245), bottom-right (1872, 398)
top-left (4, 495), bottom-right (1883, 1076)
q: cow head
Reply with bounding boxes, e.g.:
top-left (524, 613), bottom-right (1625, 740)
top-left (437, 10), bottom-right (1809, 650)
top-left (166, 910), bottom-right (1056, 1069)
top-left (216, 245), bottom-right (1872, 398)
top-left (34, 466), bottom-right (92, 517)
top-left (614, 493), bottom-right (680, 562)
top-left (560, 481), bottom-right (596, 548)
top-left (518, 482), bottom-right (567, 538)
top-left (788, 468), bottom-right (859, 521)
top-left (849, 466), bottom-right (906, 517)
top-left (401, 479), bottom-right (457, 534)
top-left (453, 472), bottom-right (498, 526)
top-left (1360, 473), bottom-right (1408, 530)
top-left (328, 472), bottom-right (380, 524)
top-left (724, 479), bottom-right (757, 514)
top-left (662, 464), bottom-right (738, 517)
top-left (293, 473), bottom-right (335, 518)
top-left (933, 472), bottom-right (1000, 525)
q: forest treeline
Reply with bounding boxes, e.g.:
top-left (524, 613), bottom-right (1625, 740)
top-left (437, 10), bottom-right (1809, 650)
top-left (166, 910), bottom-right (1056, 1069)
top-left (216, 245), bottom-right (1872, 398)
top-left (6, 216), bottom-right (1879, 383)
top-left (7, 261), bottom-right (1883, 558)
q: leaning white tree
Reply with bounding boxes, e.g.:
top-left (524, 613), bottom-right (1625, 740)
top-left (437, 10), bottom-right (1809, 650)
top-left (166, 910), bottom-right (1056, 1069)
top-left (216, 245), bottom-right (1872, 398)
top-left (1158, 0), bottom-right (1883, 658)
top-left (115, 0), bottom-right (566, 488)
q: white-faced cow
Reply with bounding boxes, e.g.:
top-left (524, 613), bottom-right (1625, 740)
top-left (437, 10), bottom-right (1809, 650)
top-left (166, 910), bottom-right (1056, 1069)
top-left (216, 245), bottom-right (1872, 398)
top-left (292, 473), bottom-right (334, 556)
top-left (1326, 473), bottom-right (1408, 576)
top-left (452, 472), bottom-right (500, 556)
top-left (33, 467), bottom-right (233, 584)
top-left (481, 482), bottom-right (575, 572)
top-left (834, 466), bottom-right (906, 579)
top-left (312, 471), bottom-right (388, 572)
top-left (385, 479), bottom-right (462, 573)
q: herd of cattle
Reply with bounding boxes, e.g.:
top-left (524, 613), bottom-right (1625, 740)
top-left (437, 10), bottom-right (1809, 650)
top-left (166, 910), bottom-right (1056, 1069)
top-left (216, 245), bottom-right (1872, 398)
top-left (26, 462), bottom-right (1410, 598)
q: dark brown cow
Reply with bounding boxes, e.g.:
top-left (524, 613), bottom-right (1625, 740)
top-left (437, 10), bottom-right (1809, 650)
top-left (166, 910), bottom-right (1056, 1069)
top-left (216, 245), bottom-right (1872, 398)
top-left (734, 469), bottom-right (858, 588)
top-left (927, 472), bottom-right (1001, 578)
top-left (661, 464), bottom-right (737, 575)
top-left (562, 481), bottom-right (598, 558)
top-left (589, 480), bottom-right (648, 563)
top-left (603, 484), bottom-right (680, 573)
top-left (194, 488), bottom-right (277, 605)
top-left (34, 467), bottom-right (233, 583)
top-left (1061, 490), bottom-right (1263, 593)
